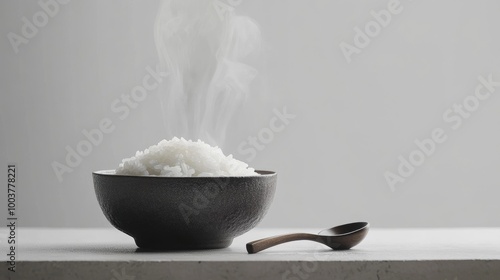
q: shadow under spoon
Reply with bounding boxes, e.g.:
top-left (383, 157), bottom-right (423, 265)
top-left (246, 222), bottom-right (369, 254)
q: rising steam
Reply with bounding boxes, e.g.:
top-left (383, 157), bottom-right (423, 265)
top-left (154, 0), bottom-right (261, 147)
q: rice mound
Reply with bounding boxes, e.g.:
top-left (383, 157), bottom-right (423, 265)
top-left (115, 137), bottom-right (258, 177)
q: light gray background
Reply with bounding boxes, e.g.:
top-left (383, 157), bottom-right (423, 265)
top-left (1, 0), bottom-right (499, 228)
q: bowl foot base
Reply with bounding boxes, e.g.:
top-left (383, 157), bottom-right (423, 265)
top-left (134, 237), bottom-right (233, 250)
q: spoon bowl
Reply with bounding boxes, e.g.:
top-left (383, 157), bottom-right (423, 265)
top-left (246, 222), bottom-right (369, 254)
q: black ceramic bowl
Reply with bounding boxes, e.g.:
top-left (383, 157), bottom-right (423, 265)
top-left (93, 170), bottom-right (276, 250)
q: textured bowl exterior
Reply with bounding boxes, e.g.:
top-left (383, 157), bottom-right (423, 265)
top-left (93, 170), bottom-right (276, 250)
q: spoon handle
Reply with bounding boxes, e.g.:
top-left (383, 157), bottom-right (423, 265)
top-left (246, 233), bottom-right (319, 254)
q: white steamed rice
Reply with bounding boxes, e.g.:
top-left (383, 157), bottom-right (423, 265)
top-left (115, 137), bottom-right (258, 177)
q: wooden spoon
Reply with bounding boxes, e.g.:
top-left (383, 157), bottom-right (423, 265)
top-left (246, 222), bottom-right (369, 254)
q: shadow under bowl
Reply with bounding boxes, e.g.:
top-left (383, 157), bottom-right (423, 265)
top-left (92, 170), bottom-right (277, 250)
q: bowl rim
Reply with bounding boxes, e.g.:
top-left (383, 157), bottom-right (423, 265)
top-left (93, 169), bottom-right (276, 178)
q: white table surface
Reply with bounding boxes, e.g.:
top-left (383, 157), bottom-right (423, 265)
top-left (1, 227), bottom-right (499, 280)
